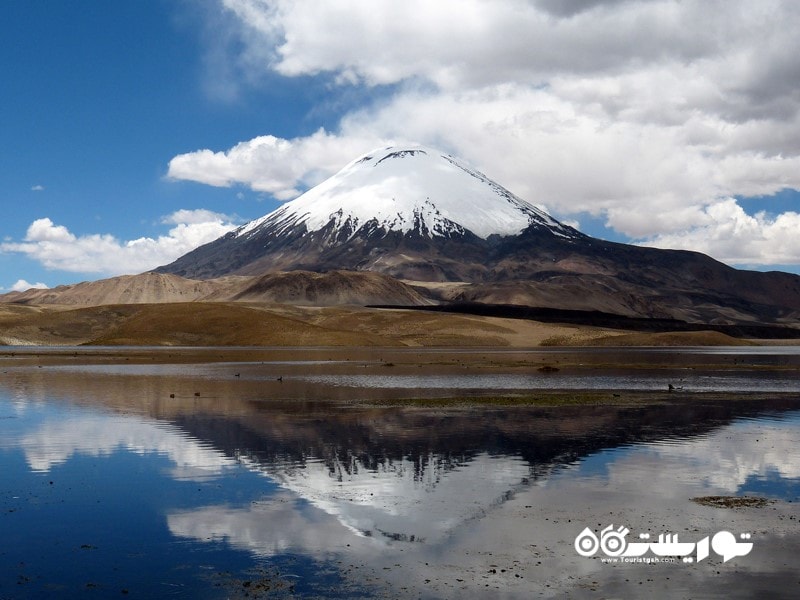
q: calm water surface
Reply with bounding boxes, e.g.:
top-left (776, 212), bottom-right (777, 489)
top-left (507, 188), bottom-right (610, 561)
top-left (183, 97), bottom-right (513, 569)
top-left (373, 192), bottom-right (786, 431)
top-left (1, 347), bottom-right (799, 599)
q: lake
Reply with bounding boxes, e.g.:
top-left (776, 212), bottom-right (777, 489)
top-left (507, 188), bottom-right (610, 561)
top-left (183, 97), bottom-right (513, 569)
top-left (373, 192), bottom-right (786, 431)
top-left (1, 347), bottom-right (799, 598)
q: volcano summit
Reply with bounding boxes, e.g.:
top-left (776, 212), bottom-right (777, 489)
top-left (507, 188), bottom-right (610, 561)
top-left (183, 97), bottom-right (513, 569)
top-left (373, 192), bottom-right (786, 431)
top-left (157, 146), bottom-right (582, 282)
top-left (157, 146), bottom-right (800, 327)
top-left (235, 146), bottom-right (576, 241)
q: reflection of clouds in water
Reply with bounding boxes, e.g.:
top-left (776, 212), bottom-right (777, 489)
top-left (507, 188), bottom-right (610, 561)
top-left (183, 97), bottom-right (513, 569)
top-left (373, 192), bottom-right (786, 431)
top-left (590, 415), bottom-right (800, 496)
top-left (168, 491), bottom-right (371, 558)
top-left (255, 452), bottom-right (531, 542)
top-left (169, 459), bottom-right (800, 600)
top-left (169, 452), bottom-right (531, 559)
top-left (8, 391), bottom-right (799, 599)
top-left (7, 386), bottom-right (48, 414)
top-left (17, 413), bottom-right (235, 479)
top-left (12, 401), bottom-right (532, 544)
top-left (652, 416), bottom-right (800, 492)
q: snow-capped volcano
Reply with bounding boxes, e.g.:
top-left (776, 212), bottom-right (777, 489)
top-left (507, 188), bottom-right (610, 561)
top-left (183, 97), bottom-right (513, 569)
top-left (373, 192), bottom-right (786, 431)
top-left (234, 146), bottom-right (575, 241)
top-left (156, 145), bottom-right (583, 281)
top-left (154, 144), bottom-right (800, 325)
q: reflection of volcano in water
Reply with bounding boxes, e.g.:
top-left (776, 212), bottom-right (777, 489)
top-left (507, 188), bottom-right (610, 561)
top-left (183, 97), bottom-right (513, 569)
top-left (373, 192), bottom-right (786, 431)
top-left (169, 396), bottom-right (800, 543)
top-left (5, 360), bottom-right (800, 600)
top-left (4, 362), bottom-right (798, 545)
top-left (245, 452), bottom-right (530, 543)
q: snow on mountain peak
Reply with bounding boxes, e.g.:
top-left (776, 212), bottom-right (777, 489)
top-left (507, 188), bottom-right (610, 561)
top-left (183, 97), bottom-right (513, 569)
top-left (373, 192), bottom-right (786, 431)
top-left (236, 145), bottom-right (573, 241)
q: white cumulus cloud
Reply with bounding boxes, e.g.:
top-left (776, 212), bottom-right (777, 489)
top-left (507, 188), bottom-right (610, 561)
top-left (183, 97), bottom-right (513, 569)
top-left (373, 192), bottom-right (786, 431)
top-left (10, 279), bottom-right (49, 292)
top-left (168, 129), bottom-right (379, 199)
top-left (642, 198), bottom-right (800, 266)
top-left (0, 209), bottom-right (238, 276)
top-left (168, 0), bottom-right (800, 267)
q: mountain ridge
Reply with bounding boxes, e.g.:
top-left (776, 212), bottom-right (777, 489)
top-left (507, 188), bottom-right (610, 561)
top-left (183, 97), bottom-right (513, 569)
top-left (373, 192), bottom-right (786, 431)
top-left (9, 144), bottom-right (797, 330)
top-left (152, 144), bottom-right (800, 327)
top-left (0, 270), bottom-right (428, 307)
top-left (155, 145), bottom-right (583, 282)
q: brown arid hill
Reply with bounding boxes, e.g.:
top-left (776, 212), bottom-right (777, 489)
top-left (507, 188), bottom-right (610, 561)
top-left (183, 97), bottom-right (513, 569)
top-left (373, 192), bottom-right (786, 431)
top-left (226, 270), bottom-right (429, 305)
top-left (0, 272), bottom-right (222, 305)
top-left (413, 257), bottom-right (800, 326)
top-left (0, 271), bottom-right (786, 347)
top-left (0, 270), bottom-right (428, 307)
top-left (0, 302), bottom-right (629, 347)
top-left (582, 330), bottom-right (756, 347)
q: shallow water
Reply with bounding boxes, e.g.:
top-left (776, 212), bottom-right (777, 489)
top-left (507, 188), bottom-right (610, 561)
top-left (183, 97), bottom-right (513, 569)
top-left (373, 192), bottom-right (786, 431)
top-left (1, 348), bottom-right (799, 599)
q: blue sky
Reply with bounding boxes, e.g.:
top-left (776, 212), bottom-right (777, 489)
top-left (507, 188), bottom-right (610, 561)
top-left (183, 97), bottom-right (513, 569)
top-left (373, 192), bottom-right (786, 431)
top-left (3, 0), bottom-right (800, 291)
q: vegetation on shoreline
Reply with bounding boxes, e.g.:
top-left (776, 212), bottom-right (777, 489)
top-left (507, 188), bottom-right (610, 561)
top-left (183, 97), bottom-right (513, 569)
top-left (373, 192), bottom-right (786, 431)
top-left (355, 390), bottom-right (799, 408)
top-left (691, 496), bottom-right (775, 509)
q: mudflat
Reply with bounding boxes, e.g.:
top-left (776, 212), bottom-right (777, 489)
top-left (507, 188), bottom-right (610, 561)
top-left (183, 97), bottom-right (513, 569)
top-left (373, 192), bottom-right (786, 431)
top-left (2, 344), bottom-right (800, 407)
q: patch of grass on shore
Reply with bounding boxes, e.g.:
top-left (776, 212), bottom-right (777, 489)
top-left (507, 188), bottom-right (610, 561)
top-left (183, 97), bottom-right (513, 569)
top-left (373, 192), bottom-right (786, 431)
top-left (362, 391), bottom-right (670, 408)
top-left (355, 390), bottom-right (800, 409)
top-left (691, 496), bottom-right (774, 509)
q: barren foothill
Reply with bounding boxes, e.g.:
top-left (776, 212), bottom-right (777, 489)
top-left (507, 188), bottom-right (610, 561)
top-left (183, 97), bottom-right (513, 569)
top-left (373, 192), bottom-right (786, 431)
top-left (0, 301), bottom-right (773, 349)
